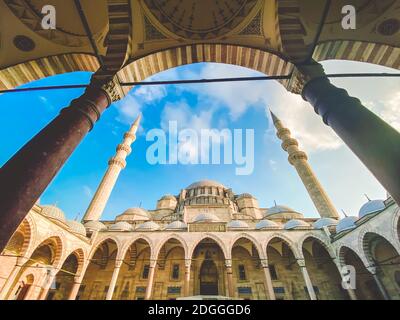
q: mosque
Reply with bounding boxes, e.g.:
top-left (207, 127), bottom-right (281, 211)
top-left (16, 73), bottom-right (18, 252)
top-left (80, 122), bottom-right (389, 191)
top-left (0, 0), bottom-right (400, 301)
top-left (0, 111), bottom-right (399, 300)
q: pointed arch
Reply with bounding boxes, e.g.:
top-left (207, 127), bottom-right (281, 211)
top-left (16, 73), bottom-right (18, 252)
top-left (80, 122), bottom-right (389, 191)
top-left (189, 234), bottom-right (229, 260)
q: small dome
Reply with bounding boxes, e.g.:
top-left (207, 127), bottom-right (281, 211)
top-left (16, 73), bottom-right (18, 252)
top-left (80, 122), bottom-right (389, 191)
top-left (336, 216), bottom-right (357, 234)
top-left (66, 220), bottom-right (86, 236)
top-left (165, 220), bottom-right (187, 230)
top-left (227, 220), bottom-right (250, 230)
top-left (136, 221), bottom-right (160, 231)
top-left (255, 219), bottom-right (281, 230)
top-left (41, 205), bottom-right (66, 223)
top-left (237, 193), bottom-right (255, 199)
top-left (160, 194), bottom-right (177, 201)
top-left (284, 219), bottom-right (310, 230)
top-left (313, 218), bottom-right (338, 230)
top-left (187, 180), bottom-right (225, 189)
top-left (109, 221), bottom-right (133, 231)
top-left (267, 205), bottom-right (297, 215)
top-left (192, 212), bottom-right (221, 223)
top-left (116, 207), bottom-right (150, 222)
top-left (359, 200), bottom-right (385, 218)
top-left (84, 221), bottom-right (107, 232)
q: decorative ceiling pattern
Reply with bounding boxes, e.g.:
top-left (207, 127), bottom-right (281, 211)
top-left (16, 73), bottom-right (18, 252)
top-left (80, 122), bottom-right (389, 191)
top-left (143, 0), bottom-right (258, 39)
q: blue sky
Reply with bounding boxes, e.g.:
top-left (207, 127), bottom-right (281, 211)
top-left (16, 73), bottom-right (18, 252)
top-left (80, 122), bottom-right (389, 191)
top-left (0, 61), bottom-right (399, 221)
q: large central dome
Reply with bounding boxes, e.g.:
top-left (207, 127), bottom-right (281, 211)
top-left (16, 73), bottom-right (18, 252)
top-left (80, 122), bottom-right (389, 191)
top-left (186, 180), bottom-right (226, 189)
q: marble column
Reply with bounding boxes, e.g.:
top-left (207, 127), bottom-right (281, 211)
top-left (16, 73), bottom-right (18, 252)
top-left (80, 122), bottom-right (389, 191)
top-left (297, 259), bottom-right (316, 300)
top-left (67, 277), bottom-right (82, 300)
top-left (145, 260), bottom-right (157, 300)
top-left (38, 268), bottom-right (58, 300)
top-left (0, 260), bottom-right (25, 300)
top-left (288, 61), bottom-right (400, 206)
top-left (0, 76), bottom-right (124, 253)
top-left (372, 273), bottom-right (390, 300)
top-left (106, 260), bottom-right (123, 300)
top-left (333, 259), bottom-right (357, 300)
top-left (184, 260), bottom-right (191, 297)
top-left (261, 260), bottom-right (275, 300)
top-left (225, 260), bottom-right (234, 298)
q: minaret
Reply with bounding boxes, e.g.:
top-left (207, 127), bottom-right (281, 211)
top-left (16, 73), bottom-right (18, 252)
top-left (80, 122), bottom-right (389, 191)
top-left (83, 114), bottom-right (142, 222)
top-left (270, 110), bottom-right (339, 219)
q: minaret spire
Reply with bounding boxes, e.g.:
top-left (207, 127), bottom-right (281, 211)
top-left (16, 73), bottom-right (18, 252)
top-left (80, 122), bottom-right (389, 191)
top-left (269, 109), bottom-right (339, 219)
top-left (83, 114), bottom-right (142, 222)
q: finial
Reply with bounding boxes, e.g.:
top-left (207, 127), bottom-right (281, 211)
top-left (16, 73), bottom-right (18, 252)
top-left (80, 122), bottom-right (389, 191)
top-left (274, 200), bottom-right (277, 206)
top-left (74, 212), bottom-right (81, 221)
top-left (268, 108), bottom-right (280, 124)
top-left (341, 209), bottom-right (348, 218)
top-left (364, 194), bottom-right (371, 201)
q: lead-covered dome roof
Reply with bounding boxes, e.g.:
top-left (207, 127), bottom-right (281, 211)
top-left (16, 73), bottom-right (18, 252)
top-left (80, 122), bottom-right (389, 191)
top-left (41, 205), bottom-right (66, 223)
top-left (358, 200), bottom-right (385, 218)
top-left (186, 180), bottom-right (225, 189)
top-left (116, 207), bottom-right (150, 222)
top-left (192, 212), bottom-right (221, 223)
top-left (66, 220), bottom-right (86, 236)
top-left (227, 220), bottom-right (250, 230)
top-left (336, 216), bottom-right (357, 234)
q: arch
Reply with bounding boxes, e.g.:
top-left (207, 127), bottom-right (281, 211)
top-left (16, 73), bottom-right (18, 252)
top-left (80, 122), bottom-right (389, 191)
top-left (392, 207), bottom-right (400, 248)
top-left (28, 236), bottom-right (64, 268)
top-left (189, 234), bottom-right (229, 260)
top-left (264, 233), bottom-right (300, 259)
top-left (338, 245), bottom-right (383, 300)
top-left (230, 233), bottom-right (264, 259)
top-left (89, 236), bottom-right (121, 261)
top-left (154, 234), bottom-right (188, 261)
top-left (3, 216), bottom-right (35, 259)
top-left (119, 235), bottom-right (154, 261)
top-left (313, 40), bottom-right (400, 71)
top-left (0, 53), bottom-right (99, 90)
top-left (301, 237), bottom-right (348, 300)
top-left (360, 231), bottom-right (400, 264)
top-left (118, 43), bottom-right (293, 94)
top-left (298, 234), bottom-right (336, 259)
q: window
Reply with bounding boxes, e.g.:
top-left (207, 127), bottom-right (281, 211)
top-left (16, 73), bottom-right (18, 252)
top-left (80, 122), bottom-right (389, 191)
top-left (142, 264), bottom-right (150, 279)
top-left (269, 264), bottom-right (278, 280)
top-left (238, 264), bottom-right (246, 281)
top-left (172, 264), bottom-right (180, 280)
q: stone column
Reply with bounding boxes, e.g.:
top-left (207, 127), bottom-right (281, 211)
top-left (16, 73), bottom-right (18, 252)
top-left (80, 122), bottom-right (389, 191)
top-left (0, 76), bottom-right (124, 253)
top-left (372, 273), bottom-right (390, 300)
top-left (106, 259), bottom-right (123, 300)
top-left (145, 260), bottom-right (157, 300)
top-left (297, 259), bottom-right (316, 300)
top-left (38, 268), bottom-right (58, 300)
top-left (260, 260), bottom-right (275, 300)
top-left (288, 61), bottom-right (400, 206)
top-left (333, 258), bottom-right (357, 300)
top-left (67, 277), bottom-right (82, 300)
top-left (184, 260), bottom-right (191, 297)
top-left (225, 259), bottom-right (234, 298)
top-left (0, 260), bottom-right (25, 300)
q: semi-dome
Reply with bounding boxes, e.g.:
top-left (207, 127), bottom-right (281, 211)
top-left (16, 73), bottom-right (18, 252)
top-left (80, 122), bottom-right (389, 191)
top-left (66, 220), bottom-right (86, 236)
top-left (227, 220), bottom-right (250, 230)
top-left (165, 220), bottom-right (187, 230)
top-left (109, 221), bottom-right (133, 231)
top-left (336, 216), bottom-right (357, 234)
top-left (186, 180), bottom-right (225, 189)
top-left (359, 200), bottom-right (385, 218)
top-left (192, 212), bottom-right (221, 223)
top-left (41, 205), bottom-right (66, 223)
top-left (313, 218), bottom-right (338, 230)
top-left (136, 221), bottom-right (160, 231)
top-left (255, 219), bottom-right (281, 230)
top-left (84, 220), bottom-right (107, 232)
top-left (284, 219), bottom-right (310, 230)
top-left (116, 207), bottom-right (150, 222)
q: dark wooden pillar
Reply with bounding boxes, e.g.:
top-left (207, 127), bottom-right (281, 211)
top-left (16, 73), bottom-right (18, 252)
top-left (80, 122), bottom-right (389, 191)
top-left (0, 77), bottom-right (123, 253)
top-left (293, 62), bottom-right (400, 205)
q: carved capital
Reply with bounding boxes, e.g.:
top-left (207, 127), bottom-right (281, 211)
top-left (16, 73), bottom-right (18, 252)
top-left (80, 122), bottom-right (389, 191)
top-left (286, 61), bottom-right (326, 95)
top-left (260, 259), bottom-right (269, 268)
top-left (297, 259), bottom-right (306, 268)
top-left (225, 259), bottom-right (233, 268)
top-left (90, 74), bottom-right (125, 103)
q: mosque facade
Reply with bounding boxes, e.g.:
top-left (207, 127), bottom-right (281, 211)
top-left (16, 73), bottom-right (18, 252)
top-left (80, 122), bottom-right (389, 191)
top-left (1, 114), bottom-right (399, 301)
